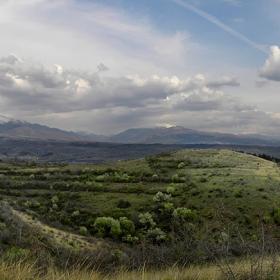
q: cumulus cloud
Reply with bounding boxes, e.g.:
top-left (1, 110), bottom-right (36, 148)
top-left (173, 86), bottom-right (255, 112)
top-left (0, 54), bottom-right (19, 65)
top-left (206, 76), bottom-right (240, 89)
top-left (1, 54), bottom-right (278, 137)
top-left (259, 46), bottom-right (280, 81)
top-left (0, 55), bottom-right (205, 113)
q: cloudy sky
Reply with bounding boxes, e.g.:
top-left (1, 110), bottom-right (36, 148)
top-left (1, 0), bottom-right (280, 136)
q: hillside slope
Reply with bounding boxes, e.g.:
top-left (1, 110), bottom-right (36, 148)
top-left (1, 149), bottom-right (280, 273)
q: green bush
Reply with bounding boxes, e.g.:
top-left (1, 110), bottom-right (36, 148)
top-left (172, 174), bottom-right (179, 182)
top-left (122, 234), bottom-right (139, 243)
top-left (173, 207), bottom-right (197, 221)
top-left (146, 227), bottom-right (166, 242)
top-left (119, 217), bottom-right (135, 235)
top-left (178, 162), bottom-right (185, 169)
top-left (79, 226), bottom-right (88, 235)
top-left (5, 247), bottom-right (29, 261)
top-left (138, 212), bottom-right (156, 230)
top-left (166, 186), bottom-right (175, 194)
top-left (93, 217), bottom-right (122, 238)
top-left (153, 192), bottom-right (172, 203)
top-left (162, 202), bottom-right (174, 213)
top-left (95, 175), bottom-right (105, 182)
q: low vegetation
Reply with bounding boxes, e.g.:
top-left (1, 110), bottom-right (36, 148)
top-left (1, 149), bottom-right (280, 278)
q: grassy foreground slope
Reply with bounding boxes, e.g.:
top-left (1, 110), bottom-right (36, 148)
top-left (1, 149), bottom-right (280, 277)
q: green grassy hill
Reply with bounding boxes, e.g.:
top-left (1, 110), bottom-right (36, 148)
top-left (1, 149), bottom-right (280, 277)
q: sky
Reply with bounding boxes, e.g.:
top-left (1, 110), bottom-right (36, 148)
top-left (1, 0), bottom-right (280, 137)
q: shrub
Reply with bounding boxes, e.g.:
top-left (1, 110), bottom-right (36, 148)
top-left (117, 199), bottom-right (131, 209)
top-left (138, 212), bottom-right (156, 230)
top-left (72, 211), bottom-right (80, 217)
top-left (95, 175), bottom-right (105, 182)
top-left (51, 195), bottom-right (59, 204)
top-left (178, 162), bottom-right (185, 169)
top-left (122, 234), bottom-right (139, 243)
top-left (162, 202), bottom-right (174, 213)
top-left (79, 226), bottom-right (88, 235)
top-left (146, 227), bottom-right (166, 243)
top-left (151, 174), bottom-right (159, 181)
top-left (173, 207), bottom-right (197, 221)
top-left (166, 186), bottom-right (175, 194)
top-left (5, 247), bottom-right (29, 261)
top-left (172, 174), bottom-right (179, 182)
top-left (153, 191), bottom-right (172, 203)
top-left (119, 217), bottom-right (135, 235)
top-left (93, 217), bottom-right (122, 238)
top-left (82, 167), bottom-right (91, 173)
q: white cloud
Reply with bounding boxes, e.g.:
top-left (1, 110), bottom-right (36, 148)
top-left (173, 86), bottom-right (255, 112)
top-left (0, 1), bottom-right (279, 136)
top-left (259, 46), bottom-right (280, 81)
top-left (0, 55), bottom-right (205, 113)
top-left (0, 0), bottom-right (193, 79)
top-left (2, 54), bottom-right (274, 136)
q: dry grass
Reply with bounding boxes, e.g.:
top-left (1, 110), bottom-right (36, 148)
top-left (2, 257), bottom-right (280, 280)
top-left (0, 260), bottom-right (223, 280)
top-left (6, 202), bottom-right (99, 251)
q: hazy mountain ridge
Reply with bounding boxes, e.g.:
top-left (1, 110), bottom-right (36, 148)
top-left (108, 126), bottom-right (280, 146)
top-left (0, 116), bottom-right (94, 141)
top-left (0, 115), bottom-right (280, 145)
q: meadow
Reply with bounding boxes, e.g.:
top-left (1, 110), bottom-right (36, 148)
top-left (1, 149), bottom-right (280, 279)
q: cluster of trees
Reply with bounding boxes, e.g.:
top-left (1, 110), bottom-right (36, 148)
top-left (92, 189), bottom-right (197, 244)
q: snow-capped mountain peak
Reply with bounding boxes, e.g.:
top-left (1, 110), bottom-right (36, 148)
top-left (0, 115), bottom-right (28, 124)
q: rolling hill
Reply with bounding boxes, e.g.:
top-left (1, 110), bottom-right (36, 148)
top-left (1, 149), bottom-right (280, 277)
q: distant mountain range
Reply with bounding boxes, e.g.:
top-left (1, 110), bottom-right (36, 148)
top-left (1, 115), bottom-right (280, 146)
top-left (108, 126), bottom-right (280, 145)
top-left (0, 115), bottom-right (90, 141)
